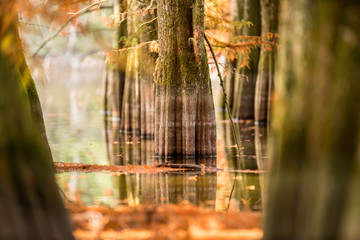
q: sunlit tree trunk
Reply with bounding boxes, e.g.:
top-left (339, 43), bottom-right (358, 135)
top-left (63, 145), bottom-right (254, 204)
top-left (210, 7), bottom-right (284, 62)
top-left (138, 0), bottom-right (157, 139)
top-left (120, 0), bottom-right (157, 136)
top-left (254, 0), bottom-right (278, 124)
top-left (265, 1), bottom-right (360, 239)
top-left (120, 0), bottom-right (141, 134)
top-left (155, 0), bottom-right (216, 164)
top-left (105, 0), bottom-right (127, 126)
top-left (0, 4), bottom-right (73, 238)
top-left (232, 0), bottom-right (261, 121)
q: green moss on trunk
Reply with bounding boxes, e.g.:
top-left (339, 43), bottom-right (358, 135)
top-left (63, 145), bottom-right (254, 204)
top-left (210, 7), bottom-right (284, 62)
top-left (155, 0), bottom-right (216, 164)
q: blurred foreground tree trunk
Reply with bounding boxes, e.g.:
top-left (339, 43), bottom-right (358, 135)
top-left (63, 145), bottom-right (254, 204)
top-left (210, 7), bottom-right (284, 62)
top-left (155, 0), bottom-right (216, 165)
top-left (254, 0), bottom-right (278, 124)
top-left (232, 0), bottom-right (261, 121)
top-left (265, 1), bottom-right (360, 239)
top-left (0, 3), bottom-right (73, 239)
top-left (13, 12), bottom-right (54, 163)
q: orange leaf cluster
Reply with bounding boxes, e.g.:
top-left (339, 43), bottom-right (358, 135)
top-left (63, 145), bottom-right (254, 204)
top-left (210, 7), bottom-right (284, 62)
top-left (67, 202), bottom-right (263, 240)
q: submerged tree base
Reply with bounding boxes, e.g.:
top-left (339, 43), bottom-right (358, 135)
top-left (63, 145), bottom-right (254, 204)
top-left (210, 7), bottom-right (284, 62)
top-left (154, 155), bottom-right (217, 168)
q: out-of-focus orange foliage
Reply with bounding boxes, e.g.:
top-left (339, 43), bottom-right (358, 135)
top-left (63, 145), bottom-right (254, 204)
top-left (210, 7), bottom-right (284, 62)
top-left (204, 0), bottom-right (279, 68)
top-left (148, 40), bottom-right (159, 53)
top-left (17, 0), bottom-right (92, 21)
top-left (67, 201), bottom-right (263, 240)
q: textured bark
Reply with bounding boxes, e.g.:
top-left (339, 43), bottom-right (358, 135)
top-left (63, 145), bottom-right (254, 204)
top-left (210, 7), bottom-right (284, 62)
top-left (0, 4), bottom-right (73, 239)
top-left (232, 0), bottom-right (261, 120)
top-left (265, 1), bottom-right (360, 239)
top-left (120, 45), bottom-right (140, 133)
top-left (155, 0), bottom-right (216, 164)
top-left (119, 0), bottom-right (141, 134)
top-left (138, 0), bottom-right (157, 138)
top-left (254, 0), bottom-right (278, 123)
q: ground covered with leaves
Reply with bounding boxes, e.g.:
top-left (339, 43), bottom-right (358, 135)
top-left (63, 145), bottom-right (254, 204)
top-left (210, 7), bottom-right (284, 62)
top-left (67, 202), bottom-right (262, 240)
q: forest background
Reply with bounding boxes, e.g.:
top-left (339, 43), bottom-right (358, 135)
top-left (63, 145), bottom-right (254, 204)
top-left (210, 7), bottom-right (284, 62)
top-left (0, 0), bottom-right (359, 239)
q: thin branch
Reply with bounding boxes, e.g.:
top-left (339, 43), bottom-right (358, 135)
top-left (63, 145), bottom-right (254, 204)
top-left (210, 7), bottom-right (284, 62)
top-left (204, 33), bottom-right (246, 211)
top-left (32, 0), bottom-right (109, 57)
top-left (139, 17), bottom-right (157, 28)
top-left (204, 33), bottom-right (242, 165)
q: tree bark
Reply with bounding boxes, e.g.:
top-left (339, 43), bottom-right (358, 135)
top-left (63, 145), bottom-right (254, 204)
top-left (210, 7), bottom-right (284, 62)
top-left (265, 1), bottom-right (360, 239)
top-left (0, 3), bottom-right (73, 238)
top-left (254, 0), bottom-right (278, 124)
top-left (105, 0), bottom-right (127, 129)
top-left (155, 0), bottom-right (216, 164)
top-left (232, 0), bottom-right (261, 121)
top-left (138, 0), bottom-right (157, 139)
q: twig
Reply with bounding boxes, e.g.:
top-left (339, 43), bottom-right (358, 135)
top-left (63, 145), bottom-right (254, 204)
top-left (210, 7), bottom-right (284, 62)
top-left (204, 33), bottom-right (246, 212)
top-left (204, 34), bottom-right (243, 168)
top-left (32, 0), bottom-right (108, 57)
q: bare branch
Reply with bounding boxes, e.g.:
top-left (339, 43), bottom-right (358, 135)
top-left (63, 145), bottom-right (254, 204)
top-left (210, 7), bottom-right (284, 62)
top-left (32, 0), bottom-right (109, 57)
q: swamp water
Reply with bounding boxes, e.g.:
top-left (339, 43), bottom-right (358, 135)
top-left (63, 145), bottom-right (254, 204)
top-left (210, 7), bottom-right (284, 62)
top-left (36, 55), bottom-right (268, 219)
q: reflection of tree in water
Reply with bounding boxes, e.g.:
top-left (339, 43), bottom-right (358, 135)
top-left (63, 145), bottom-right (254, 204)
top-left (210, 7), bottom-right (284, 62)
top-left (255, 124), bottom-right (268, 208)
top-left (104, 119), bottom-right (217, 209)
top-left (221, 121), bottom-right (265, 211)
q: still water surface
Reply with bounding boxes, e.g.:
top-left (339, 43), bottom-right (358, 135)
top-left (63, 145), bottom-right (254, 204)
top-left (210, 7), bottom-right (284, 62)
top-left (35, 55), bottom-right (268, 213)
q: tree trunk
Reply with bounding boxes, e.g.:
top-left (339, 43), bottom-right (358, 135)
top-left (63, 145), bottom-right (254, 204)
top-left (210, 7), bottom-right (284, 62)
top-left (105, 0), bottom-right (127, 128)
top-left (138, 0), bottom-right (157, 139)
top-left (0, 4), bottom-right (73, 238)
top-left (232, 0), bottom-right (261, 121)
top-left (155, 0), bottom-right (216, 165)
top-left (254, 0), bottom-right (278, 124)
top-left (15, 18), bottom-right (53, 163)
top-left (119, 0), bottom-right (141, 134)
top-left (265, 1), bottom-right (360, 239)
top-left (221, 0), bottom-right (244, 111)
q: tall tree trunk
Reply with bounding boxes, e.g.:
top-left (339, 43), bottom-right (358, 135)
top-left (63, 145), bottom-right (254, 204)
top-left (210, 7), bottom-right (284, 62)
top-left (221, 0), bottom-right (244, 111)
top-left (138, 0), bottom-right (157, 139)
top-left (120, 0), bottom-right (140, 134)
top-left (254, 0), bottom-right (278, 124)
top-left (155, 0), bottom-right (216, 165)
top-left (232, 0), bottom-right (261, 121)
top-left (105, 0), bottom-right (127, 128)
top-left (265, 1), bottom-right (360, 239)
top-left (0, 3), bottom-right (73, 238)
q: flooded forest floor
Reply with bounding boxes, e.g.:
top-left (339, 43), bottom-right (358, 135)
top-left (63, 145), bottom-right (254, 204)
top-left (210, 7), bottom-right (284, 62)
top-left (57, 162), bottom-right (263, 240)
top-left (36, 55), bottom-right (267, 239)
